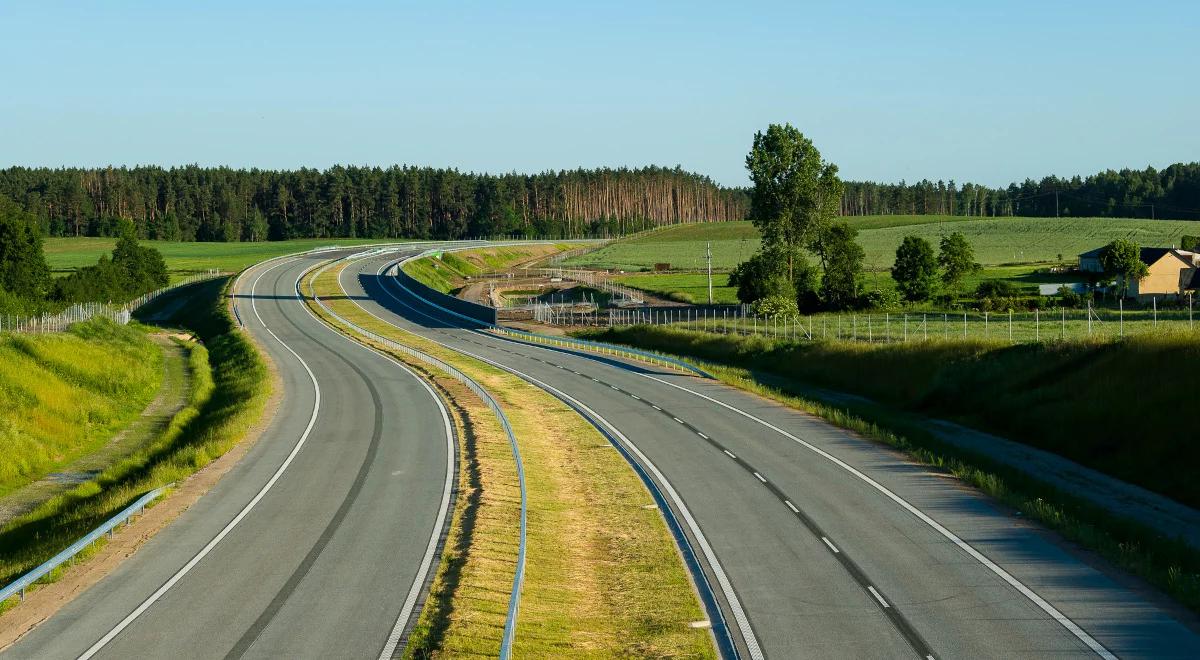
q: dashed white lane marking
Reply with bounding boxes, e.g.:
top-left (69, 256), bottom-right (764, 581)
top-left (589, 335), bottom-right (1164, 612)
top-left (643, 374), bottom-right (1116, 660)
top-left (697, 432), bottom-right (708, 440)
top-left (723, 450), bottom-right (737, 459)
top-left (611, 385), bottom-right (620, 391)
top-left (821, 536), bottom-right (840, 553)
top-left (785, 500), bottom-right (799, 514)
top-left (630, 394), bottom-right (640, 400)
top-left (673, 417), bottom-right (684, 424)
top-left (652, 405), bottom-right (661, 411)
top-left (753, 472), bottom-right (767, 483)
top-left (867, 586), bottom-right (890, 608)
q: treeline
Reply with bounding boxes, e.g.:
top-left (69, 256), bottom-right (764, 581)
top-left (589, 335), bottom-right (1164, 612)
top-left (841, 162), bottom-right (1200, 220)
top-left (0, 165), bottom-right (748, 242)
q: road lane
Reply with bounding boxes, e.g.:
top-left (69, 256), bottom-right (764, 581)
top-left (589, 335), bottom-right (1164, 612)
top-left (3, 253), bottom-right (454, 660)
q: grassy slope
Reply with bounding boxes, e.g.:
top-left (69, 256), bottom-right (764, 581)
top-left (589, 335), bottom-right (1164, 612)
top-left (0, 277), bottom-right (268, 598)
top-left (566, 216), bottom-right (1198, 271)
top-left (576, 325), bottom-right (1200, 611)
top-left (404, 243), bottom-right (585, 293)
top-left (583, 326), bottom-right (1200, 509)
top-left (0, 321), bottom-right (161, 497)
top-left (43, 237), bottom-right (388, 282)
top-left (307, 265), bottom-right (713, 658)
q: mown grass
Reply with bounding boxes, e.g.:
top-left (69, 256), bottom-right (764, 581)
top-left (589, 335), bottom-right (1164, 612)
top-left (0, 320), bottom-right (161, 498)
top-left (43, 237), bottom-right (391, 283)
top-left (306, 265), bottom-right (714, 658)
top-left (0, 276), bottom-right (269, 601)
top-left (575, 324), bottom-right (1200, 613)
top-left (564, 216), bottom-right (1196, 271)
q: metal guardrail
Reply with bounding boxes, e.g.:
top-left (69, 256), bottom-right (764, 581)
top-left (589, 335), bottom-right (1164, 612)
top-left (0, 486), bottom-right (169, 605)
top-left (391, 252), bottom-right (714, 379)
top-left (305, 256), bottom-right (528, 660)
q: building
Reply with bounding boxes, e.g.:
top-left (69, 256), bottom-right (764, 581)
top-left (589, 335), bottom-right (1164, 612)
top-left (1078, 246), bottom-right (1200, 300)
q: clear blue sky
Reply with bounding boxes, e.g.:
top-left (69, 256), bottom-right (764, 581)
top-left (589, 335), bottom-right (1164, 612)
top-left (2, 1), bottom-right (1197, 187)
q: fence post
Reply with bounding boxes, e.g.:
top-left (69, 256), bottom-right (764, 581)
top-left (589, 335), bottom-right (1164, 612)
top-left (1035, 307), bottom-right (1039, 342)
top-left (1062, 306), bottom-right (1066, 340)
top-left (1120, 298), bottom-right (1124, 336)
top-left (903, 314), bottom-right (908, 342)
top-left (867, 314), bottom-right (872, 343)
top-left (1008, 310), bottom-right (1012, 342)
top-left (962, 311), bottom-right (967, 338)
top-left (923, 313), bottom-right (927, 341)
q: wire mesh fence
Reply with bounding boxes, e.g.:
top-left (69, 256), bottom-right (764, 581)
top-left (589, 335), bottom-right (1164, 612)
top-left (0, 270), bottom-right (224, 335)
top-left (535, 298), bottom-right (1198, 343)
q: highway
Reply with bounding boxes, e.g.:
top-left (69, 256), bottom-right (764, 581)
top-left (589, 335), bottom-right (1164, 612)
top-left (340, 246), bottom-right (1200, 659)
top-left (3, 252), bottom-right (455, 659)
top-left (6, 242), bottom-right (1200, 659)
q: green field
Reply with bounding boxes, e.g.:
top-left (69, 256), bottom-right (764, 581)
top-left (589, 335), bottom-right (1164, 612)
top-left (566, 216), bottom-right (1199, 272)
top-left (43, 237), bottom-right (394, 281)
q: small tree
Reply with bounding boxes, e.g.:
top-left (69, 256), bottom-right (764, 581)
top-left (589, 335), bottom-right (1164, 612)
top-left (1099, 239), bottom-right (1148, 298)
top-left (0, 195), bottom-right (51, 303)
top-left (813, 222), bottom-right (864, 310)
top-left (892, 235), bottom-right (938, 302)
top-left (938, 231), bottom-right (980, 296)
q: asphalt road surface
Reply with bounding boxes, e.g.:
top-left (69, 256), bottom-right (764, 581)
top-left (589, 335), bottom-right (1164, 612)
top-left (3, 253), bottom-right (454, 660)
top-left (341, 246), bottom-right (1200, 660)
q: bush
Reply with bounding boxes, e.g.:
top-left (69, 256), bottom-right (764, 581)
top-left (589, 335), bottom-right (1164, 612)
top-left (1057, 286), bottom-right (1082, 308)
top-left (752, 295), bottom-right (799, 318)
top-left (860, 288), bottom-right (901, 311)
top-left (976, 279), bottom-right (1018, 299)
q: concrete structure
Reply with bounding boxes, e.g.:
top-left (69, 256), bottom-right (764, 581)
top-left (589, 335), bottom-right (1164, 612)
top-left (1078, 246), bottom-right (1200, 300)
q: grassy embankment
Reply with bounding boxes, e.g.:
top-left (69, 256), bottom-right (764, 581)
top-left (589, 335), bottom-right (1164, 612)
top-left (44, 237), bottom-right (390, 284)
top-left (576, 324), bottom-right (1200, 612)
top-left (0, 322), bottom-right (162, 499)
top-left (566, 217), bottom-right (1197, 304)
top-left (0, 277), bottom-right (269, 612)
top-left (305, 264), bottom-right (713, 658)
top-left (403, 243), bottom-right (587, 294)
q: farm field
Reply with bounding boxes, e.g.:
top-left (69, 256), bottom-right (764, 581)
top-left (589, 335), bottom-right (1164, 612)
top-left (43, 237), bottom-right (394, 281)
top-left (565, 216), bottom-right (1199, 272)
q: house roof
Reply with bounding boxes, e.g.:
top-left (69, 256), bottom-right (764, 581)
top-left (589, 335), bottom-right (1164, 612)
top-left (1078, 246), bottom-right (1195, 267)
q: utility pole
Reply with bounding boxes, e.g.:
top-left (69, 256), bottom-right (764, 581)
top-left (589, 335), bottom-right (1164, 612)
top-left (1055, 188), bottom-right (1060, 218)
top-left (706, 241), bottom-right (714, 305)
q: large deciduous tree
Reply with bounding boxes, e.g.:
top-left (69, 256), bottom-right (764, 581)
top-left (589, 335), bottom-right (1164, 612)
top-left (891, 235), bottom-right (938, 302)
top-left (745, 124), bottom-right (843, 283)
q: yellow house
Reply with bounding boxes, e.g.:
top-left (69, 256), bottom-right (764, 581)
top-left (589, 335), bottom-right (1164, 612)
top-left (1078, 247), bottom-right (1200, 300)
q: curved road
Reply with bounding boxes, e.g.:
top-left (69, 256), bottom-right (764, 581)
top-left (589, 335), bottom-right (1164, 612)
top-left (341, 247), bottom-right (1200, 660)
top-left (3, 253), bottom-right (454, 659)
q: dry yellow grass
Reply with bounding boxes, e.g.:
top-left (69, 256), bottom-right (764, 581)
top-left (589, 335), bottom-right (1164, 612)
top-left (306, 263), bottom-right (714, 658)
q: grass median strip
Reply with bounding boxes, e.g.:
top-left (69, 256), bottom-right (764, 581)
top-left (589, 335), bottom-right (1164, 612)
top-left (306, 263), bottom-right (714, 658)
top-left (577, 324), bottom-right (1200, 614)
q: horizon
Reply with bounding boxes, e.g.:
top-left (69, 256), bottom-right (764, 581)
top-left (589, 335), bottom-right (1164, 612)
top-left (2, 1), bottom-right (1198, 188)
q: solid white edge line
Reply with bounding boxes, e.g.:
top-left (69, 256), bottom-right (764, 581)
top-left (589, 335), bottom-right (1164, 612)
top-left (78, 257), bottom-right (322, 660)
top-left (867, 586), bottom-right (890, 609)
top-left (294, 259), bottom-right (455, 660)
top-left (642, 374), bottom-right (1117, 660)
top-left (355, 258), bottom-right (766, 660)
